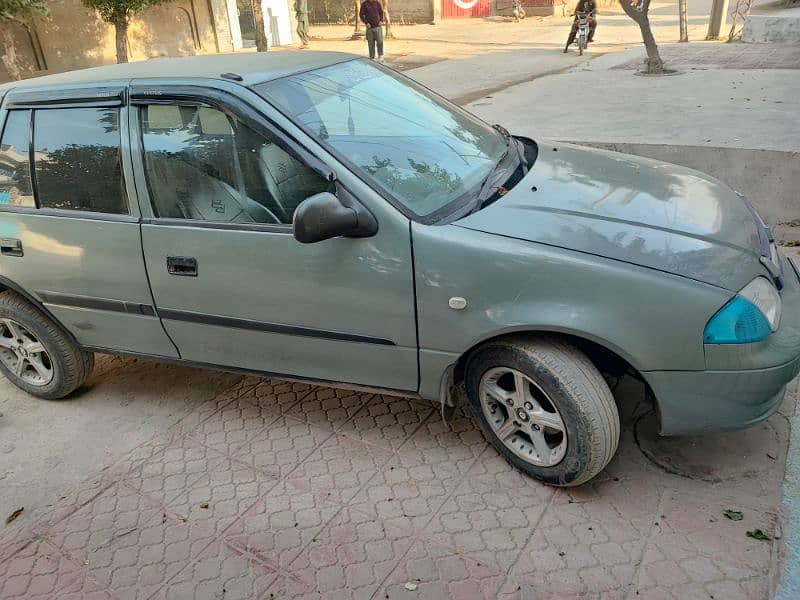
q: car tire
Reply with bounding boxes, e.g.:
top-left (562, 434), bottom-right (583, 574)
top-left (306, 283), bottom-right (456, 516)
top-left (0, 290), bottom-right (94, 399)
top-left (465, 336), bottom-right (619, 486)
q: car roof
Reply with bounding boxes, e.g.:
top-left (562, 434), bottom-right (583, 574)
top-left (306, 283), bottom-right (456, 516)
top-left (0, 51), bottom-right (357, 93)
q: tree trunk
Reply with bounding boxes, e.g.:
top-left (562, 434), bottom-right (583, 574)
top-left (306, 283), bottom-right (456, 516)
top-left (252, 0), bottom-right (269, 51)
top-left (115, 18), bottom-right (129, 63)
top-left (382, 0), bottom-right (393, 39)
top-left (638, 16), bottom-right (664, 72)
top-left (678, 0), bottom-right (688, 42)
top-left (352, 0), bottom-right (363, 38)
top-left (0, 27), bottom-right (21, 81)
top-left (618, 0), bottom-right (664, 74)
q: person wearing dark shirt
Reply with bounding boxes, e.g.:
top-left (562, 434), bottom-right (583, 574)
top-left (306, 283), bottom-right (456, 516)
top-left (563, 0), bottom-right (597, 52)
top-left (360, 0), bottom-right (385, 61)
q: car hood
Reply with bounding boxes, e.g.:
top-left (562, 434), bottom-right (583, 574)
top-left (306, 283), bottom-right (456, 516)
top-left (454, 142), bottom-right (763, 289)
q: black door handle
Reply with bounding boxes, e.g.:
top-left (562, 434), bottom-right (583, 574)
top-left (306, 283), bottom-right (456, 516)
top-left (166, 256), bottom-right (197, 277)
top-left (0, 238), bottom-right (23, 257)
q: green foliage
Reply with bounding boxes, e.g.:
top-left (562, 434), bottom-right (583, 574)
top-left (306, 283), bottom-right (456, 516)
top-left (0, 0), bottom-right (48, 23)
top-left (80, 0), bottom-right (171, 25)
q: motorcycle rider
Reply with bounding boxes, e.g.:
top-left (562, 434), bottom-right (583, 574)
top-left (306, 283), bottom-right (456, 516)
top-left (563, 0), bottom-right (597, 53)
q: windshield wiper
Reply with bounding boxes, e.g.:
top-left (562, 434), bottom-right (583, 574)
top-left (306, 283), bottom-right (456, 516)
top-left (493, 124), bottom-right (528, 175)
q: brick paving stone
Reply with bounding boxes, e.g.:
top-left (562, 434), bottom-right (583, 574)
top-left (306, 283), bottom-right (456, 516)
top-left (0, 538), bottom-right (104, 600)
top-left (287, 387), bottom-right (373, 430)
top-left (394, 407), bottom-right (488, 483)
top-left (46, 483), bottom-right (162, 563)
top-left (223, 479), bottom-right (342, 572)
top-left (267, 505), bottom-right (416, 599)
top-left (276, 432), bottom-right (395, 506)
top-left (186, 395), bottom-right (286, 457)
top-left (381, 535), bottom-right (507, 600)
top-left (159, 454), bottom-right (277, 540)
top-left (338, 395), bottom-right (434, 451)
top-left (86, 511), bottom-right (216, 600)
top-left (152, 540), bottom-right (278, 600)
top-left (504, 477), bottom-right (661, 598)
top-left (632, 493), bottom-right (775, 599)
top-left (229, 415), bottom-right (335, 480)
top-left (0, 374), bottom-right (790, 599)
top-left (248, 380), bottom-right (315, 412)
top-left (349, 409), bottom-right (488, 536)
top-left (423, 450), bottom-right (555, 573)
top-left (121, 435), bottom-right (227, 509)
top-left (347, 454), bottom-right (456, 536)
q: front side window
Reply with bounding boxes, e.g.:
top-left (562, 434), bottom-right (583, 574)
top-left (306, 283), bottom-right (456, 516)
top-left (257, 59), bottom-right (507, 218)
top-left (139, 104), bottom-right (332, 225)
top-left (0, 110), bottom-right (34, 208)
top-left (34, 107), bottom-right (127, 214)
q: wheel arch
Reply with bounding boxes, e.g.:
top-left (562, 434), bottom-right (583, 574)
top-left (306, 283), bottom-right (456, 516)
top-left (447, 328), bottom-right (659, 424)
top-left (0, 275), bottom-right (81, 348)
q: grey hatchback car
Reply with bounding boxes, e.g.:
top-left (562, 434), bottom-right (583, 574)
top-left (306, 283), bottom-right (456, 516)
top-left (0, 53), bottom-right (798, 486)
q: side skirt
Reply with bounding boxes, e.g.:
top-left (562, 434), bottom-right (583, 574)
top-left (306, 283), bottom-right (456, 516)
top-left (81, 345), bottom-right (427, 402)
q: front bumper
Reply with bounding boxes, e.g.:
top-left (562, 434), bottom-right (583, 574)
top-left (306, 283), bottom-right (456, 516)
top-left (646, 254), bottom-right (800, 436)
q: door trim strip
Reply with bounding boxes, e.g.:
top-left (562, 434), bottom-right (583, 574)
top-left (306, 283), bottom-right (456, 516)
top-left (36, 291), bottom-right (396, 346)
top-left (158, 308), bottom-right (396, 346)
top-left (38, 291), bottom-right (156, 316)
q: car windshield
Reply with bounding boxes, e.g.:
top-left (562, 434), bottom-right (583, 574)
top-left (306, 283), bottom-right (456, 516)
top-left (256, 59), bottom-right (508, 218)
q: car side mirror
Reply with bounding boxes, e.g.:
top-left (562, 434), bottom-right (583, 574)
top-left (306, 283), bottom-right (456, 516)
top-left (292, 191), bottom-right (378, 244)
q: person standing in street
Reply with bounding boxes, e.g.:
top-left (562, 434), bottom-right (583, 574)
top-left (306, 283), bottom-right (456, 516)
top-left (359, 0), bottom-right (385, 61)
top-left (295, 0), bottom-right (310, 49)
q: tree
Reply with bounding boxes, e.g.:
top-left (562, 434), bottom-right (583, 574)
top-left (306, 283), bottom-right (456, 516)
top-left (351, 0), bottom-right (362, 39)
top-left (618, 0), bottom-right (664, 74)
top-left (678, 0), bottom-right (688, 42)
top-left (252, 0), bottom-right (268, 51)
top-left (81, 0), bottom-right (172, 64)
top-left (0, 0), bottom-right (47, 80)
top-left (381, 0), bottom-right (392, 39)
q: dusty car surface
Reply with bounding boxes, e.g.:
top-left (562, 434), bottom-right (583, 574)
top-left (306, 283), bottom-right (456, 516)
top-left (0, 53), bottom-right (797, 486)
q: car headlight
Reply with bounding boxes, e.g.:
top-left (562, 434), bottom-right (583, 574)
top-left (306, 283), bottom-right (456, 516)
top-left (704, 277), bottom-right (782, 344)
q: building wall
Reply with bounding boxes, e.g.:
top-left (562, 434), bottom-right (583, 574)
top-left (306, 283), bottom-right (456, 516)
top-left (1, 0), bottom-right (233, 83)
top-left (308, 0), bottom-right (434, 25)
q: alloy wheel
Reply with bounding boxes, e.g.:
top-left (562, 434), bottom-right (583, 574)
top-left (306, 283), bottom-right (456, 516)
top-left (0, 318), bottom-right (53, 387)
top-left (479, 366), bottom-right (567, 466)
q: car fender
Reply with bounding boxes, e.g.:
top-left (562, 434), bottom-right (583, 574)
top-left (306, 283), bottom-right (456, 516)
top-left (412, 223), bottom-right (732, 399)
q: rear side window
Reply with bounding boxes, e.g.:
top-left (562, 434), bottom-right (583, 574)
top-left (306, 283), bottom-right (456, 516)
top-left (34, 108), bottom-right (127, 214)
top-left (0, 110), bottom-right (34, 208)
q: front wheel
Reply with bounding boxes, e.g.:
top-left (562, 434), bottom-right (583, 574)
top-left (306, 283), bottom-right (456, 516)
top-left (579, 34), bottom-right (585, 55)
top-left (465, 337), bottom-right (620, 486)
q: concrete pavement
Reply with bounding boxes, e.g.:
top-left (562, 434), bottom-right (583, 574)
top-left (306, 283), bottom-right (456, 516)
top-left (461, 42), bottom-right (800, 229)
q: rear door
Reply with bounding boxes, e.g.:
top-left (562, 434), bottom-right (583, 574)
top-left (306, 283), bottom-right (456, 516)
top-left (129, 83), bottom-right (418, 391)
top-left (0, 86), bottom-right (177, 358)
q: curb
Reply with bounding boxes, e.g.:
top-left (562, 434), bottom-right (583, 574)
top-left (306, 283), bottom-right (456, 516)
top-left (775, 377), bottom-right (800, 599)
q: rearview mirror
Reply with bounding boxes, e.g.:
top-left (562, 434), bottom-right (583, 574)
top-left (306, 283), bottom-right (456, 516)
top-left (293, 192), bottom-right (377, 244)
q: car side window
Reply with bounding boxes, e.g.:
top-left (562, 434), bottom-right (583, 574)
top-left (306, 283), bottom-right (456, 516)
top-left (33, 107), bottom-right (127, 214)
top-left (139, 104), bottom-right (332, 225)
top-left (0, 110), bottom-right (35, 208)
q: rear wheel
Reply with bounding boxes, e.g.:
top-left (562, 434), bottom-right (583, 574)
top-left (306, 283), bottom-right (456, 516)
top-left (465, 336), bottom-right (619, 486)
top-left (0, 291), bottom-right (94, 399)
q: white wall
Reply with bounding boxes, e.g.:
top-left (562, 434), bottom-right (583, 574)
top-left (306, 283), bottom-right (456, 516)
top-left (262, 0), bottom-right (295, 46)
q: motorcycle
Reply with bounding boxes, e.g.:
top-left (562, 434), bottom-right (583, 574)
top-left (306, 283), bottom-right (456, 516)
top-left (574, 11), bottom-right (589, 55)
top-left (512, 0), bottom-right (526, 22)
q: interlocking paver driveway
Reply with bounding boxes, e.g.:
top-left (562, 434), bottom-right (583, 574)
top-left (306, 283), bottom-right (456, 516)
top-left (0, 374), bottom-right (793, 599)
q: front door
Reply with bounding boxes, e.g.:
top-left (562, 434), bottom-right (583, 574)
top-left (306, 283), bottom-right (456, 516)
top-left (130, 90), bottom-right (418, 391)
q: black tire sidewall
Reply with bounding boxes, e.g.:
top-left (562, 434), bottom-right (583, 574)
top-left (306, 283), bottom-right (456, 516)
top-left (0, 299), bottom-right (75, 399)
top-left (466, 343), bottom-right (597, 486)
